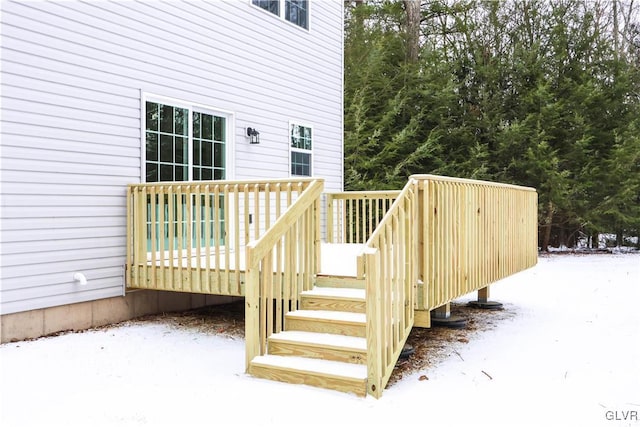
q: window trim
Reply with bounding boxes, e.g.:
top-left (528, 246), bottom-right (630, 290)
top-left (250, 0), bottom-right (311, 32)
top-left (289, 120), bottom-right (314, 177)
top-left (141, 92), bottom-right (235, 183)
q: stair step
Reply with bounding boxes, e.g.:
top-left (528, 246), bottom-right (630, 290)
top-left (285, 310), bottom-right (366, 337)
top-left (268, 331), bottom-right (367, 364)
top-left (301, 287), bottom-right (366, 313)
top-left (249, 355), bottom-right (367, 397)
top-left (315, 275), bottom-right (365, 289)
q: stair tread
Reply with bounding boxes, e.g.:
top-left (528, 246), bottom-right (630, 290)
top-left (286, 310), bottom-right (366, 323)
top-left (269, 331), bottom-right (367, 350)
top-left (302, 287), bottom-right (365, 299)
top-left (251, 355), bottom-right (367, 379)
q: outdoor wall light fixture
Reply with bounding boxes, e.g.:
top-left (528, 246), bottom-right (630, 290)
top-left (247, 127), bottom-right (260, 144)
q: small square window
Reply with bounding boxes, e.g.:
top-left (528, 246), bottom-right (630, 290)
top-left (291, 151), bottom-right (311, 176)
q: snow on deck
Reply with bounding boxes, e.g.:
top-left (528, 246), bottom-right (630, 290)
top-left (144, 242), bottom-right (365, 277)
top-left (289, 310), bottom-right (366, 323)
top-left (270, 331), bottom-right (367, 350)
top-left (320, 243), bottom-right (365, 277)
top-left (252, 355), bottom-right (368, 379)
top-left (300, 287), bottom-right (365, 299)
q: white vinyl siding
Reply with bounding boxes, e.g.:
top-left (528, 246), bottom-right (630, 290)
top-left (1, 0), bottom-right (343, 315)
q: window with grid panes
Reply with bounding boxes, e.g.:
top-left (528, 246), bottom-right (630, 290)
top-left (252, 0), bottom-right (308, 30)
top-left (145, 101), bottom-right (226, 182)
top-left (290, 123), bottom-right (312, 176)
top-left (144, 99), bottom-right (228, 247)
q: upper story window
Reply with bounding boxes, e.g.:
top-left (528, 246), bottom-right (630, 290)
top-left (252, 0), bottom-right (309, 30)
top-left (290, 123), bottom-right (312, 176)
top-left (145, 97), bottom-right (228, 183)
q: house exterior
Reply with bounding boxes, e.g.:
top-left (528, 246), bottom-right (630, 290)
top-left (0, 0), bottom-right (344, 342)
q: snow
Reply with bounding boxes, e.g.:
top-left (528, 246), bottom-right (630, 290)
top-left (287, 309), bottom-right (366, 322)
top-left (270, 330), bottom-right (367, 349)
top-left (1, 253), bottom-right (639, 427)
top-left (251, 355), bottom-right (368, 379)
top-left (319, 242), bottom-right (364, 276)
top-left (301, 287), bottom-right (365, 299)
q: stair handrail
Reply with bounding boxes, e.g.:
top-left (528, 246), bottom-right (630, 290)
top-left (359, 178), bottom-right (418, 398)
top-left (245, 179), bottom-right (324, 369)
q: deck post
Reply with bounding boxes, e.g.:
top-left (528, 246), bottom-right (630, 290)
top-left (245, 259), bottom-right (261, 370)
top-left (469, 285), bottom-right (504, 310)
top-left (432, 302), bottom-right (451, 319)
top-left (365, 248), bottom-right (382, 399)
top-left (478, 286), bottom-right (490, 303)
top-left (431, 302), bottom-right (467, 328)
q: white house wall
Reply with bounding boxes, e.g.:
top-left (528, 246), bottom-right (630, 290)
top-left (0, 0), bottom-right (344, 315)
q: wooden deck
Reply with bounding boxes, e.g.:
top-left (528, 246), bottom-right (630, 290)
top-left (126, 175), bottom-right (538, 398)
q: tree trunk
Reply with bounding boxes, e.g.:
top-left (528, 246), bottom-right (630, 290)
top-left (541, 201), bottom-right (554, 252)
top-left (559, 226), bottom-right (566, 248)
top-left (614, 0), bottom-right (620, 59)
top-left (403, 0), bottom-right (421, 63)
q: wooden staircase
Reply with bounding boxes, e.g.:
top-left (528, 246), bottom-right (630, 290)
top-left (248, 274), bottom-right (370, 396)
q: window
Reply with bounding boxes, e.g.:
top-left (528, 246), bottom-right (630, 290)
top-left (253, 0), bottom-right (279, 15)
top-left (145, 99), bottom-right (227, 183)
top-left (252, 0), bottom-right (309, 30)
top-left (290, 123), bottom-right (312, 176)
top-left (144, 97), bottom-right (230, 249)
top-left (285, 0), bottom-right (308, 29)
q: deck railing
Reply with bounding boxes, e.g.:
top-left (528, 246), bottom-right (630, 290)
top-left (326, 191), bottom-right (400, 244)
top-left (413, 174), bottom-right (538, 311)
top-left (126, 178), bottom-right (317, 294)
top-left (359, 179), bottom-right (418, 398)
top-left (358, 174), bottom-right (537, 398)
top-left (245, 179), bottom-right (324, 367)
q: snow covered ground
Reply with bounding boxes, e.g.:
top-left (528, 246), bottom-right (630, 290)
top-left (1, 253), bottom-right (639, 427)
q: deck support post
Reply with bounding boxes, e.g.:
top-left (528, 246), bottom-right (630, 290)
top-left (431, 302), bottom-right (467, 328)
top-left (477, 286), bottom-right (490, 303)
top-left (432, 303), bottom-right (451, 319)
top-left (469, 285), bottom-right (504, 310)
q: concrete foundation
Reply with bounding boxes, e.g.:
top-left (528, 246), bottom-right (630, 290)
top-left (0, 290), bottom-right (239, 343)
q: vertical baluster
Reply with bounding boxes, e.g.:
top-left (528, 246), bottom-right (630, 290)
top-left (204, 184), bottom-right (211, 293)
top-left (213, 184), bottom-right (221, 293)
top-left (224, 184), bottom-right (231, 295)
top-left (275, 183), bottom-right (282, 333)
top-left (234, 184), bottom-right (241, 294)
top-left (185, 185), bottom-right (192, 292)
top-left (150, 186), bottom-right (157, 289)
top-left (194, 184), bottom-right (202, 293)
